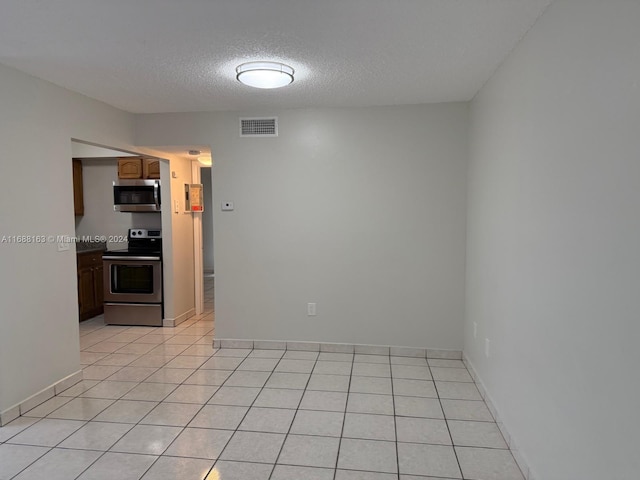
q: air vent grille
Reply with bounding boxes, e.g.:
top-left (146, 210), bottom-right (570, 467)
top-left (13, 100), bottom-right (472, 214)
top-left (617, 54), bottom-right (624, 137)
top-left (240, 117), bottom-right (278, 137)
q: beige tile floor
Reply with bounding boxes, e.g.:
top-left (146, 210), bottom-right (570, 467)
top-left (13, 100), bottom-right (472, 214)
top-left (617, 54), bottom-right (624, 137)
top-left (0, 276), bottom-right (524, 479)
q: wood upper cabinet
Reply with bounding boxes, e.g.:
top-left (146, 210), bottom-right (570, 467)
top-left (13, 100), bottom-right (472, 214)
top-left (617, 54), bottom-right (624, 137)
top-left (143, 159), bottom-right (161, 179)
top-left (72, 159), bottom-right (84, 216)
top-left (77, 250), bottom-right (105, 321)
top-left (118, 157), bottom-right (160, 179)
top-left (118, 157), bottom-right (143, 179)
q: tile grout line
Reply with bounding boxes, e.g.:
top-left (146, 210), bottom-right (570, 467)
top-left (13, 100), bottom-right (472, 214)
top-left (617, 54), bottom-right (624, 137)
top-left (331, 351), bottom-right (355, 480)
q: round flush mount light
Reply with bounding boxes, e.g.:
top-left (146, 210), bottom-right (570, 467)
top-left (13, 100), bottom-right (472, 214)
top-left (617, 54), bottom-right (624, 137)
top-left (236, 61), bottom-right (294, 89)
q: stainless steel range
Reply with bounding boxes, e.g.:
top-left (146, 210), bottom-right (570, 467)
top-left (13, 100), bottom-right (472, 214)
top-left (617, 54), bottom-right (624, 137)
top-left (102, 228), bottom-right (163, 326)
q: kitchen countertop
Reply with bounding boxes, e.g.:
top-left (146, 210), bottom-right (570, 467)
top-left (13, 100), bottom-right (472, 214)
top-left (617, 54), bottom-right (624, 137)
top-left (76, 241), bottom-right (107, 253)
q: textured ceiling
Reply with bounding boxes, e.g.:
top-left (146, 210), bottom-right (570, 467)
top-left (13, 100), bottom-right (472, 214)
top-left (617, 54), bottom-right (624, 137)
top-left (0, 0), bottom-right (553, 114)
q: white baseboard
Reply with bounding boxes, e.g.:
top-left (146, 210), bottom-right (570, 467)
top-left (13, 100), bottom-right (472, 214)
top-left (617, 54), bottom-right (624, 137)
top-left (463, 354), bottom-right (535, 480)
top-left (0, 370), bottom-right (83, 427)
top-left (163, 308), bottom-right (196, 328)
top-left (212, 338), bottom-right (462, 359)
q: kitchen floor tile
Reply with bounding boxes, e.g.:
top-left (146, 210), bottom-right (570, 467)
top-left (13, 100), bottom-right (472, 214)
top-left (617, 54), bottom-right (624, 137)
top-left (93, 400), bottom-right (157, 423)
top-left (207, 386), bottom-right (260, 406)
top-left (80, 381), bottom-right (139, 400)
top-left (430, 367), bottom-right (473, 382)
top-left (343, 412), bottom-right (396, 441)
top-left (428, 359), bottom-right (466, 368)
top-left (312, 361), bottom-right (353, 376)
top-left (164, 427), bottom-right (232, 460)
top-left (143, 367), bottom-right (195, 384)
top-left (219, 431), bottom-right (285, 463)
top-left (121, 383), bottom-right (177, 402)
top-left (395, 416), bottom-right (451, 444)
top-left (7, 418), bottom-right (86, 447)
top-left (184, 369), bottom-right (232, 386)
top-left (456, 446), bottom-right (525, 480)
top-left (335, 471), bottom-right (397, 480)
top-left (200, 357), bottom-right (245, 370)
top-left (0, 443), bottom-right (50, 479)
top-left (224, 370), bottom-right (271, 388)
top-left (351, 363), bottom-right (391, 378)
top-left (390, 356), bottom-right (428, 366)
top-left (397, 442), bottom-right (461, 478)
top-left (82, 365), bottom-right (123, 380)
top-left (299, 390), bottom-right (347, 412)
top-left (189, 404), bottom-right (249, 430)
top-left (317, 352), bottom-right (352, 362)
top-left (110, 424), bottom-right (182, 455)
top-left (391, 364), bottom-right (432, 380)
top-left (11, 447), bottom-right (101, 480)
top-left (441, 399), bottom-right (494, 422)
top-left (392, 379), bottom-right (437, 398)
top-left (266, 372), bottom-right (311, 390)
top-left (346, 393), bottom-right (394, 415)
top-left (394, 396), bottom-right (444, 418)
top-left (238, 407), bottom-right (295, 433)
top-left (21, 396), bottom-right (73, 418)
top-left (163, 384), bottom-right (217, 404)
top-left (237, 357), bottom-right (281, 371)
top-left (448, 420), bottom-right (508, 448)
top-left (271, 465), bottom-right (334, 480)
top-left (141, 456), bottom-right (214, 480)
top-left (107, 366), bottom-right (158, 382)
top-left (128, 355), bottom-right (174, 368)
top-left (277, 434), bottom-right (340, 468)
top-left (435, 381), bottom-right (482, 400)
top-left (349, 376), bottom-right (392, 395)
top-left (337, 438), bottom-right (397, 474)
top-left (76, 452), bottom-right (157, 480)
top-left (47, 397), bottom-right (114, 421)
top-left (275, 359), bottom-right (316, 374)
top-left (58, 421), bottom-right (133, 450)
top-left (205, 460), bottom-right (273, 480)
top-left (254, 388), bottom-right (304, 409)
top-left (353, 354), bottom-right (390, 364)
top-left (164, 355), bottom-right (210, 369)
top-left (290, 410), bottom-right (344, 437)
top-left (307, 374), bottom-right (350, 392)
top-left (0, 417), bottom-right (40, 443)
top-left (95, 353), bottom-right (141, 366)
top-left (141, 402), bottom-right (202, 427)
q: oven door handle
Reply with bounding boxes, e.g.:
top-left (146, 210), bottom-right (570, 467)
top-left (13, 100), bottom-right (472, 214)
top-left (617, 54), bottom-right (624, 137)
top-left (103, 256), bottom-right (161, 261)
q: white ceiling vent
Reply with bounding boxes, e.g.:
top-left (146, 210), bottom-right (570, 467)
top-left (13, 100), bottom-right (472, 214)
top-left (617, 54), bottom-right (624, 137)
top-left (240, 117), bottom-right (278, 137)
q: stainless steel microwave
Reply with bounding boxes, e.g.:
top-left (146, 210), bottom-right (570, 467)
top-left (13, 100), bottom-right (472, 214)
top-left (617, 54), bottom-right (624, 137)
top-left (113, 179), bottom-right (161, 212)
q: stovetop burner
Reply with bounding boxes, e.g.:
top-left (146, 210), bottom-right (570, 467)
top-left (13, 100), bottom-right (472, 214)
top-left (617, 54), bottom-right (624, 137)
top-left (103, 228), bottom-right (162, 258)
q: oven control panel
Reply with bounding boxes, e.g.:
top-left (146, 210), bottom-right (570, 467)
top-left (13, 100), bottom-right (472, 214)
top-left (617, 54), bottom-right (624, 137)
top-left (129, 229), bottom-right (162, 239)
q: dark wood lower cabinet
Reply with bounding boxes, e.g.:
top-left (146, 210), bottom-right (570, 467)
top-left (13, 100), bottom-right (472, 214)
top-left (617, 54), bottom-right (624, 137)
top-left (77, 251), bottom-right (104, 321)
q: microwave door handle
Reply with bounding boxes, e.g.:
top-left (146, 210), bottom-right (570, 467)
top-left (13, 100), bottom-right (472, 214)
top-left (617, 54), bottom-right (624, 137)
top-left (153, 182), bottom-right (160, 209)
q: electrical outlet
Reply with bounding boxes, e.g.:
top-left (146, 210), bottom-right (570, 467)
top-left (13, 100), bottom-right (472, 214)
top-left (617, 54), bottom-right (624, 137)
top-left (485, 338), bottom-right (491, 358)
top-left (473, 322), bottom-right (477, 339)
top-left (307, 303), bottom-right (317, 316)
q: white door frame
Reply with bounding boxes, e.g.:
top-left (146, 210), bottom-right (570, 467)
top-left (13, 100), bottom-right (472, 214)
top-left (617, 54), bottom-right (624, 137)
top-left (191, 162), bottom-right (204, 315)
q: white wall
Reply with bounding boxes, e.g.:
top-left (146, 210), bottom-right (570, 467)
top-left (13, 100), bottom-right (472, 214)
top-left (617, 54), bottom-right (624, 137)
top-left (465, 1), bottom-right (640, 478)
top-left (136, 103), bottom-right (468, 349)
top-left (74, 158), bottom-right (161, 250)
top-left (0, 62), bottom-right (135, 417)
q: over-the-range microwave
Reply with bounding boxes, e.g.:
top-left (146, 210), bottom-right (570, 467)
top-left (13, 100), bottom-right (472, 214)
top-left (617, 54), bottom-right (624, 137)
top-left (113, 179), bottom-right (161, 212)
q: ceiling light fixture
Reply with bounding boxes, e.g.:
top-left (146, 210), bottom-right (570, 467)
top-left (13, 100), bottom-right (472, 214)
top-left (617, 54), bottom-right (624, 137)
top-left (236, 61), bottom-right (294, 89)
top-left (197, 156), bottom-right (212, 166)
